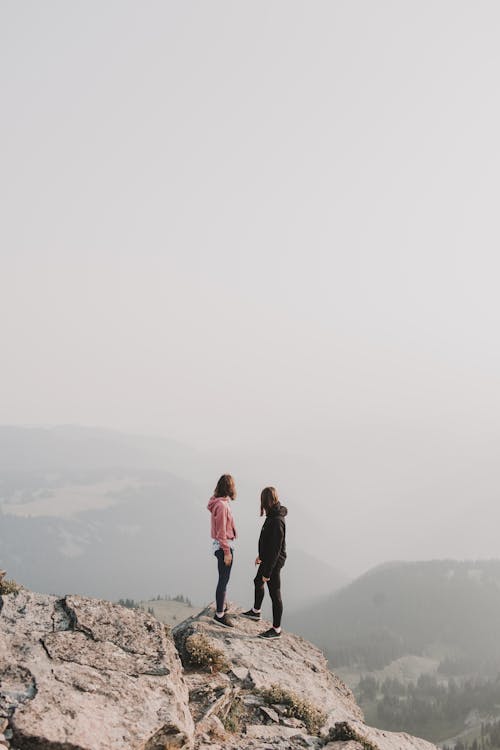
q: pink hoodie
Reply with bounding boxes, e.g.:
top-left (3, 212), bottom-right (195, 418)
top-left (208, 495), bottom-right (237, 555)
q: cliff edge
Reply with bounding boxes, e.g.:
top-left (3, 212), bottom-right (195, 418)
top-left (0, 584), bottom-right (438, 750)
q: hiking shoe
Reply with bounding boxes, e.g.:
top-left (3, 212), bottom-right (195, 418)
top-left (258, 628), bottom-right (281, 639)
top-left (241, 609), bottom-right (261, 621)
top-left (214, 613), bottom-right (235, 628)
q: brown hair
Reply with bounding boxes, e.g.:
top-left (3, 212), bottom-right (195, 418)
top-left (260, 486), bottom-right (279, 516)
top-left (214, 474), bottom-right (236, 500)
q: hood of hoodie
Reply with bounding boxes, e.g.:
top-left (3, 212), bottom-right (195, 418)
top-left (207, 495), bottom-right (229, 512)
top-left (267, 502), bottom-right (288, 518)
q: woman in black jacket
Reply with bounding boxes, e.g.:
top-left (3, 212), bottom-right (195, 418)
top-left (242, 486), bottom-right (287, 639)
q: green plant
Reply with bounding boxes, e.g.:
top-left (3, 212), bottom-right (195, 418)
top-left (327, 721), bottom-right (378, 750)
top-left (184, 633), bottom-right (228, 673)
top-left (0, 578), bottom-right (22, 595)
top-left (221, 697), bottom-right (244, 733)
top-left (260, 684), bottom-right (326, 734)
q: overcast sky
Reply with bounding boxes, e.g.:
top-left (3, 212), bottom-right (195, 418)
top-left (2, 1), bottom-right (500, 574)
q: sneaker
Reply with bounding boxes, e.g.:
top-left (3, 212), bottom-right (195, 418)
top-left (241, 609), bottom-right (261, 621)
top-left (258, 628), bottom-right (281, 639)
top-left (213, 613), bottom-right (235, 628)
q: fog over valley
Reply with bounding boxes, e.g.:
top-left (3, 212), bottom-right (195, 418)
top-left (3, 2), bottom-right (500, 576)
top-left (1, 421), bottom-right (499, 589)
top-left (2, 3), bottom-right (500, 746)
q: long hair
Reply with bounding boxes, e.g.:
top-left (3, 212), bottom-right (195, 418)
top-left (260, 486), bottom-right (279, 516)
top-left (214, 474), bottom-right (236, 500)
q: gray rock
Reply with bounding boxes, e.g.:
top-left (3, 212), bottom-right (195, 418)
top-left (260, 706), bottom-right (280, 723)
top-left (246, 725), bottom-right (306, 739)
top-left (0, 589), bottom-right (194, 749)
top-left (175, 613), bottom-right (358, 728)
top-left (272, 703), bottom-right (289, 715)
top-left (1, 589), bottom-right (440, 750)
top-left (282, 717), bottom-right (305, 728)
top-left (174, 609), bottom-right (438, 750)
top-left (196, 713), bottom-right (227, 740)
top-left (230, 666), bottom-right (250, 682)
top-left (241, 693), bottom-right (263, 707)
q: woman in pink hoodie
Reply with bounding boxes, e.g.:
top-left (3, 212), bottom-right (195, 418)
top-left (208, 474), bottom-right (237, 627)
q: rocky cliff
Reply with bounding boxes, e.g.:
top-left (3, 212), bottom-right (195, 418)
top-left (0, 583), bottom-right (438, 750)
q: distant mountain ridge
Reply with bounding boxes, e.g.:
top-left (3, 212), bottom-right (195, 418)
top-left (0, 425), bottom-right (346, 609)
top-left (289, 559), bottom-right (500, 675)
top-left (0, 424), bottom-right (197, 473)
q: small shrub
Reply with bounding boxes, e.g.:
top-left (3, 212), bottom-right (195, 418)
top-left (260, 684), bottom-right (326, 734)
top-left (184, 633), bottom-right (228, 673)
top-left (0, 578), bottom-right (22, 595)
top-left (327, 721), bottom-right (378, 750)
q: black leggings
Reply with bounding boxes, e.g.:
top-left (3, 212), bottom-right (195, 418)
top-left (254, 563), bottom-right (283, 628)
top-left (215, 548), bottom-right (233, 613)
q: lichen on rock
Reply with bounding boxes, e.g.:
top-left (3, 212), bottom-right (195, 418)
top-left (0, 588), bottom-right (193, 749)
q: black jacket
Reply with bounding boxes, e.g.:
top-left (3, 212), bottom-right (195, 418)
top-left (258, 503), bottom-right (287, 578)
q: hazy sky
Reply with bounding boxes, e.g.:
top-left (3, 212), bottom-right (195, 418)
top-left (2, 1), bottom-right (500, 573)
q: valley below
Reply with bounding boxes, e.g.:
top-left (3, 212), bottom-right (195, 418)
top-left (2, 426), bottom-right (500, 749)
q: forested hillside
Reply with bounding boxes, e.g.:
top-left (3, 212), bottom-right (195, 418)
top-left (291, 560), bottom-right (500, 674)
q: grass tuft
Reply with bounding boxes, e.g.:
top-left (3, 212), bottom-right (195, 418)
top-left (221, 696), bottom-right (244, 733)
top-left (0, 577), bottom-right (22, 595)
top-left (327, 721), bottom-right (378, 750)
top-left (260, 683), bottom-right (326, 734)
top-left (184, 632), bottom-right (229, 673)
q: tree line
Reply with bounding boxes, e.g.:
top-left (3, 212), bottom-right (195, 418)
top-left (444, 720), bottom-right (500, 750)
top-left (357, 674), bottom-right (500, 741)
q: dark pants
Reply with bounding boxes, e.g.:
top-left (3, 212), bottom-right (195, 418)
top-left (254, 562), bottom-right (284, 629)
top-left (215, 548), bottom-right (233, 613)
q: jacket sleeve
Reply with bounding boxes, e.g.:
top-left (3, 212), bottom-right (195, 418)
top-left (261, 519), bottom-right (284, 578)
top-left (213, 504), bottom-right (231, 555)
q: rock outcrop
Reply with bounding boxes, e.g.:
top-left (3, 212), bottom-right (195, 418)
top-left (0, 589), bottom-right (193, 749)
top-left (173, 607), bottom-right (438, 750)
top-left (0, 585), bottom-right (438, 750)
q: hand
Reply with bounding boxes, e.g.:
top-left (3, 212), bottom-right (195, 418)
top-left (224, 552), bottom-right (232, 566)
top-left (262, 576), bottom-right (270, 583)
top-left (255, 557), bottom-right (261, 566)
